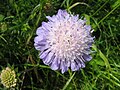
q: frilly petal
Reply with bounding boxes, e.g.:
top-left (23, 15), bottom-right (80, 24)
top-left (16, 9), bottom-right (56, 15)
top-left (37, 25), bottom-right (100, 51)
top-left (82, 54), bottom-right (92, 61)
top-left (40, 49), bottom-right (51, 59)
top-left (60, 60), bottom-right (68, 73)
top-left (43, 52), bottom-right (54, 65)
top-left (71, 61), bottom-right (79, 71)
top-left (50, 57), bottom-right (60, 70)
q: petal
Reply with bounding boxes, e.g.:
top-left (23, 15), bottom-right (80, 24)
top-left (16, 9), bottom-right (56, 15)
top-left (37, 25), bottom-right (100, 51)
top-left (65, 60), bottom-right (70, 67)
top-left (34, 35), bottom-right (44, 43)
top-left (73, 15), bottom-right (79, 21)
top-left (46, 15), bottom-right (57, 22)
top-left (36, 27), bottom-right (45, 35)
top-left (50, 57), bottom-right (59, 70)
top-left (57, 9), bottom-right (65, 18)
top-left (42, 22), bottom-right (51, 31)
top-left (81, 63), bottom-right (85, 68)
top-left (34, 44), bottom-right (43, 51)
top-left (56, 9), bottom-right (70, 20)
top-left (40, 49), bottom-right (51, 59)
top-left (46, 16), bottom-right (52, 21)
top-left (76, 56), bottom-right (85, 68)
top-left (41, 44), bottom-right (50, 51)
top-left (43, 52), bottom-right (54, 65)
top-left (71, 61), bottom-right (79, 71)
top-left (75, 59), bottom-right (82, 68)
top-left (57, 9), bottom-right (63, 15)
top-left (88, 42), bottom-right (93, 47)
top-left (34, 39), bottom-right (47, 51)
top-left (60, 60), bottom-right (68, 73)
top-left (84, 25), bottom-right (91, 31)
top-left (78, 19), bottom-right (86, 25)
top-left (37, 39), bottom-right (46, 46)
top-left (82, 54), bottom-right (92, 61)
top-left (61, 10), bottom-right (69, 18)
top-left (35, 44), bottom-right (49, 51)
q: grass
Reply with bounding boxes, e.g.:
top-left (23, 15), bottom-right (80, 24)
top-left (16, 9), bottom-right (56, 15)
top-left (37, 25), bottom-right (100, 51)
top-left (0, 0), bottom-right (120, 90)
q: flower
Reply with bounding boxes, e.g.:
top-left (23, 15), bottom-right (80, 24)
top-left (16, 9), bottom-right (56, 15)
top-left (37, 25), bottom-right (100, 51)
top-left (34, 9), bottom-right (94, 73)
top-left (0, 67), bottom-right (17, 88)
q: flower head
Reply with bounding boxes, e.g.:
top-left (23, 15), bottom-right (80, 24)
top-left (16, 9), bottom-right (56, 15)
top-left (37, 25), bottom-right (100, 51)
top-left (0, 67), bottom-right (17, 88)
top-left (34, 9), bottom-right (94, 73)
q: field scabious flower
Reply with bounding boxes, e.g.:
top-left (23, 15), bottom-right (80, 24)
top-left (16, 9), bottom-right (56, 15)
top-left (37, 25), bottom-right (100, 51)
top-left (34, 9), bottom-right (94, 73)
top-left (0, 67), bottom-right (17, 88)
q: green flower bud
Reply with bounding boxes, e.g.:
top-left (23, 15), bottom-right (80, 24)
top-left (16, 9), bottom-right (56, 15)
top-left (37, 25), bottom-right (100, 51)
top-left (0, 67), bottom-right (17, 88)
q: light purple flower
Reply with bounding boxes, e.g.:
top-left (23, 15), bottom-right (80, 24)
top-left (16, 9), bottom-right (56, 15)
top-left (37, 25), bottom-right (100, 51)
top-left (34, 9), bottom-right (94, 73)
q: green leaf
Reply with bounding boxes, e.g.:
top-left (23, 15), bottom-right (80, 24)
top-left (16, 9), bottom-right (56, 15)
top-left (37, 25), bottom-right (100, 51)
top-left (84, 14), bottom-right (90, 25)
top-left (112, 0), bottom-right (120, 8)
top-left (0, 14), bottom-right (4, 21)
top-left (95, 58), bottom-right (105, 66)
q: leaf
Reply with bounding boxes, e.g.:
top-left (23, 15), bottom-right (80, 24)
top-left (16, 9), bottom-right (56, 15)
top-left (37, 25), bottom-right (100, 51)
top-left (99, 50), bottom-right (111, 69)
top-left (112, 0), bottom-right (120, 8)
top-left (84, 14), bottom-right (90, 25)
top-left (95, 58), bottom-right (105, 66)
top-left (0, 14), bottom-right (4, 21)
top-left (92, 44), bottom-right (111, 69)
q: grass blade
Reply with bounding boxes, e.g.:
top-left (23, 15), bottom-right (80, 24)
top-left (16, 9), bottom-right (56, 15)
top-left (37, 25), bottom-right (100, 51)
top-left (62, 72), bottom-right (76, 90)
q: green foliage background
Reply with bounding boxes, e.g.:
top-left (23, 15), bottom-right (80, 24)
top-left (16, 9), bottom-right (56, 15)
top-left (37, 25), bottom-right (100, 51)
top-left (0, 0), bottom-right (120, 90)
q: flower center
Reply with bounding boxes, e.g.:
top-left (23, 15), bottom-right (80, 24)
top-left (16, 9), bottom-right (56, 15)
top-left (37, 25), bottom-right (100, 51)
top-left (47, 21), bottom-right (82, 61)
